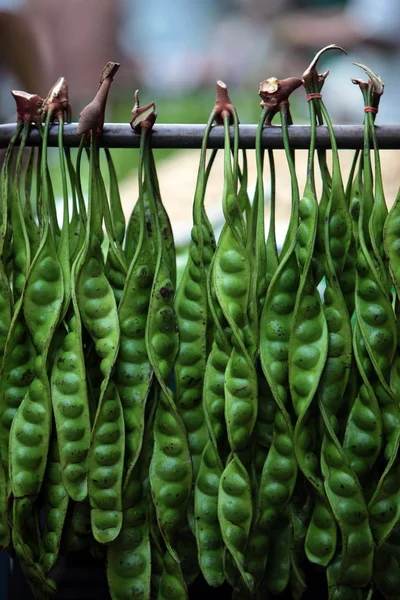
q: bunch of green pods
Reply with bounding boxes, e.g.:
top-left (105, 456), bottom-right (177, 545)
top-left (2, 48), bottom-right (400, 600)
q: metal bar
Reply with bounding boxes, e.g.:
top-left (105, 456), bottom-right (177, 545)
top-left (1, 123), bottom-right (400, 150)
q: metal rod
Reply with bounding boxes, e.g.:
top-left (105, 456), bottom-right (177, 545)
top-left (1, 123), bottom-right (400, 150)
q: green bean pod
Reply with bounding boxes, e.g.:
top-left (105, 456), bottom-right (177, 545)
top-left (327, 554), bottom-right (364, 600)
top-left (0, 312), bottom-right (35, 478)
top-left (305, 496), bottom-right (337, 566)
top-left (355, 238), bottom-right (396, 385)
top-left (157, 548), bottom-right (188, 600)
top-left (174, 236), bottom-right (210, 471)
top-left (218, 455), bottom-right (253, 593)
top-left (343, 324), bottom-right (383, 481)
top-left (175, 116), bottom-right (217, 531)
top-left (369, 301), bottom-right (400, 546)
top-left (142, 123), bottom-right (192, 565)
top-left (256, 93), bottom-right (300, 573)
top-left (114, 132), bottom-right (154, 489)
top-left (322, 413), bottom-right (374, 586)
top-left (289, 190), bottom-right (328, 496)
top-left (314, 107), bottom-right (371, 576)
top-left (202, 316), bottom-right (231, 453)
top-left (213, 116), bottom-right (257, 453)
top-left (22, 225), bottom-right (63, 358)
top-left (88, 380), bottom-right (125, 543)
top-left (51, 311), bottom-right (91, 502)
top-left (107, 466), bottom-right (151, 600)
top-left (195, 440), bottom-right (224, 587)
top-left (9, 354), bottom-right (53, 498)
top-left (369, 460), bottom-right (400, 548)
top-left (75, 135), bottom-right (122, 540)
top-left (384, 187), bottom-right (400, 296)
top-left (254, 241), bottom-right (299, 584)
top-left (264, 509), bottom-right (291, 595)
top-left (40, 437), bottom-right (69, 574)
top-left (12, 496), bottom-right (57, 598)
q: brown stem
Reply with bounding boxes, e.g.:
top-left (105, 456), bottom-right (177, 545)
top-left (130, 90), bottom-right (157, 132)
top-left (42, 77), bottom-right (70, 122)
top-left (259, 77), bottom-right (302, 121)
top-left (302, 44), bottom-right (347, 92)
top-left (213, 80), bottom-right (236, 125)
top-left (353, 62), bottom-right (384, 109)
top-left (77, 61), bottom-right (120, 136)
top-left (11, 90), bottom-right (43, 125)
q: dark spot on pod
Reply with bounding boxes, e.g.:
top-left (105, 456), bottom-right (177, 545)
top-left (160, 287), bottom-right (171, 299)
top-left (233, 386), bottom-right (247, 395)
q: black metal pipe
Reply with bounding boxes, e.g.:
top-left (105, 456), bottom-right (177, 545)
top-left (1, 123), bottom-right (400, 149)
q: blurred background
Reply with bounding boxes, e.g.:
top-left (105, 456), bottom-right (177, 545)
top-left (1, 0), bottom-right (400, 250)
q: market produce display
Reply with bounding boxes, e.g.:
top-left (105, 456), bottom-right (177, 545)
top-left (1, 45), bottom-right (400, 599)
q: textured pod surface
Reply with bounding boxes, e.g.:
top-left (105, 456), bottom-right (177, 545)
top-left (9, 354), bottom-right (52, 498)
top-left (107, 480), bottom-right (151, 600)
top-left (322, 432), bottom-right (374, 586)
top-left (343, 324), bottom-right (383, 481)
top-left (12, 496), bottom-right (57, 598)
top-left (40, 439), bottom-right (69, 574)
top-left (0, 311), bottom-right (35, 473)
top-left (51, 313), bottom-right (90, 501)
top-left (105, 243), bottom-right (128, 306)
top-left (23, 228), bottom-right (63, 355)
top-left (203, 337), bottom-right (230, 446)
top-left (218, 455), bottom-right (253, 593)
top-left (75, 242), bottom-right (120, 379)
top-left (305, 497), bottom-right (337, 567)
top-left (355, 243), bottom-right (396, 377)
top-left (214, 224), bottom-right (257, 452)
top-left (174, 236), bottom-right (209, 482)
top-left (157, 548), bottom-right (188, 600)
top-left (195, 440), bottom-right (224, 587)
top-left (149, 390), bottom-right (192, 559)
top-left (115, 242), bottom-right (154, 486)
top-left (327, 554), bottom-right (364, 600)
top-left (88, 380), bottom-right (125, 543)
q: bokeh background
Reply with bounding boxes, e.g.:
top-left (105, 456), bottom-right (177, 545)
top-left (1, 0), bottom-right (399, 252)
